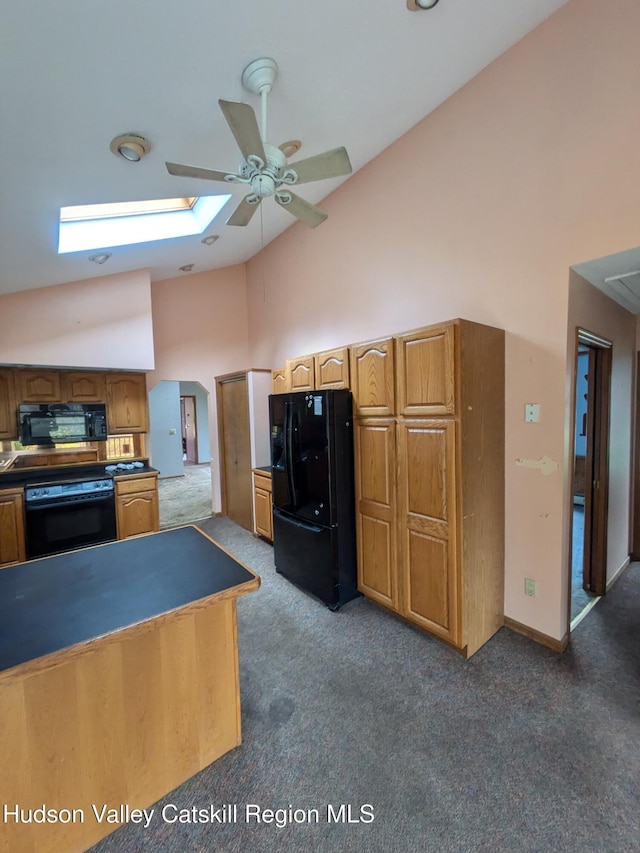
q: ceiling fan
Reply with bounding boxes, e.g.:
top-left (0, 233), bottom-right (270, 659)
top-left (166, 57), bottom-right (352, 228)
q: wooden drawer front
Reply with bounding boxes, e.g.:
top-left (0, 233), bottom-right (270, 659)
top-left (354, 419), bottom-right (398, 610)
top-left (314, 347), bottom-right (350, 390)
top-left (287, 356), bottom-right (315, 392)
top-left (398, 420), bottom-right (459, 645)
top-left (350, 337), bottom-right (395, 417)
top-left (271, 368), bottom-right (288, 395)
top-left (115, 475), bottom-right (157, 496)
top-left (253, 471), bottom-right (272, 493)
top-left (19, 370), bottom-right (62, 402)
top-left (396, 324), bottom-right (456, 416)
top-left (63, 371), bottom-right (106, 402)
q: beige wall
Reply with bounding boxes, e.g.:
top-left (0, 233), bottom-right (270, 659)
top-left (0, 269), bottom-right (154, 370)
top-left (245, 0), bottom-right (640, 641)
top-left (147, 264), bottom-right (252, 511)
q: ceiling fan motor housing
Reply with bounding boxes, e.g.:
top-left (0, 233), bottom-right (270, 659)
top-left (246, 142), bottom-right (288, 198)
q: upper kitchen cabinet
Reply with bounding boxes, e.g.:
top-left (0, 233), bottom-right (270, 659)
top-left (106, 373), bottom-right (149, 434)
top-left (62, 371), bottom-right (107, 403)
top-left (0, 368), bottom-right (18, 439)
top-left (350, 337), bottom-right (396, 417)
top-left (395, 322), bottom-right (456, 417)
top-left (18, 369), bottom-right (62, 403)
top-left (271, 368), bottom-right (288, 395)
top-left (314, 347), bottom-right (350, 390)
top-left (286, 356), bottom-right (315, 392)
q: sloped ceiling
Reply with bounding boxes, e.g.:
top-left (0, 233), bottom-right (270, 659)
top-left (0, 0), bottom-right (570, 297)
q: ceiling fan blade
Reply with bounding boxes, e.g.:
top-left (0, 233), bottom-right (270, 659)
top-left (165, 162), bottom-right (232, 182)
top-left (218, 99), bottom-right (266, 164)
top-left (226, 195), bottom-right (261, 227)
top-left (275, 192), bottom-right (328, 228)
top-left (288, 147), bottom-right (352, 185)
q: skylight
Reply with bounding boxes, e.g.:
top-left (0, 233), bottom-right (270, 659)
top-left (58, 195), bottom-right (231, 254)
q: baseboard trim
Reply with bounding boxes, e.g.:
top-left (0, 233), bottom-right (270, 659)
top-left (606, 556), bottom-right (631, 591)
top-left (503, 617), bottom-right (568, 653)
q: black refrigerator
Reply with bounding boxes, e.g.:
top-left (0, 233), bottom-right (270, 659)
top-left (269, 388), bottom-right (359, 609)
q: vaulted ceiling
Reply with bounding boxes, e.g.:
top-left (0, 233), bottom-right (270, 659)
top-left (1, 1), bottom-right (571, 297)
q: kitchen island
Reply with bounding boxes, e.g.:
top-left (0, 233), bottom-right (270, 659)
top-left (0, 525), bottom-right (260, 853)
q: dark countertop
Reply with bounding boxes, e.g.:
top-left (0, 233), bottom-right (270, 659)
top-left (0, 460), bottom-right (158, 488)
top-left (0, 526), bottom-right (259, 673)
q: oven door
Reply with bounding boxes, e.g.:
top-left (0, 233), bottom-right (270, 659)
top-left (25, 492), bottom-right (117, 559)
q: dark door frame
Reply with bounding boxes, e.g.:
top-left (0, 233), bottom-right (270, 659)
top-left (568, 327), bottom-right (612, 623)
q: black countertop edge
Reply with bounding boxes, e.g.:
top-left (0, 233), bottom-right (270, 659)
top-left (0, 460), bottom-right (158, 488)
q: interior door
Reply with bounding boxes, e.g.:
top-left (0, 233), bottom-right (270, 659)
top-left (180, 395), bottom-right (198, 463)
top-left (570, 330), bottom-right (612, 612)
top-left (217, 374), bottom-right (252, 531)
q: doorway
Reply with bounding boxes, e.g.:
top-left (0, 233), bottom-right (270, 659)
top-left (569, 329), bottom-right (612, 625)
top-left (180, 395), bottom-right (198, 464)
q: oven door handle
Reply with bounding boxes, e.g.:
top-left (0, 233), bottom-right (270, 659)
top-left (25, 494), bottom-right (114, 511)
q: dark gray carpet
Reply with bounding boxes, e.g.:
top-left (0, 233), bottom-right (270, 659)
top-left (90, 518), bottom-right (640, 853)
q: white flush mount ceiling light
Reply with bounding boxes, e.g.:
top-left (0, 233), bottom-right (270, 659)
top-left (110, 134), bottom-right (151, 162)
top-left (407, 0), bottom-right (440, 10)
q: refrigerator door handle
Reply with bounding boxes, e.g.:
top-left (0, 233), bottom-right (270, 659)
top-left (274, 508), bottom-right (324, 534)
top-left (285, 401), bottom-right (298, 507)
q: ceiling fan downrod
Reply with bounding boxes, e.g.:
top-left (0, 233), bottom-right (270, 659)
top-left (241, 57), bottom-right (279, 141)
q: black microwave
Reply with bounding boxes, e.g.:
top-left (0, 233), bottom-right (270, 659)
top-left (19, 403), bottom-right (108, 446)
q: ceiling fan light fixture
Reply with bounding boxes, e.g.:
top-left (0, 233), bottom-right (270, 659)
top-left (110, 134), bottom-right (151, 162)
top-left (408, 0), bottom-right (440, 10)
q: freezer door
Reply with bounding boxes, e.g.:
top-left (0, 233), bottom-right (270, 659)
top-left (273, 508), bottom-right (339, 605)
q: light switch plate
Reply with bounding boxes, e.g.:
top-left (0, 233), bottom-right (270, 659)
top-left (525, 404), bottom-right (540, 423)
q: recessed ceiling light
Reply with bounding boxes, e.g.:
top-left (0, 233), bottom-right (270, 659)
top-left (88, 252), bottom-right (112, 264)
top-left (110, 134), bottom-right (151, 162)
top-left (179, 264), bottom-right (194, 272)
top-left (407, 0), bottom-right (440, 9)
top-left (201, 234), bottom-right (219, 245)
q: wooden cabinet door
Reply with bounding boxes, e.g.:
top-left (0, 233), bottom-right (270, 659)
top-left (396, 323), bottom-right (456, 416)
top-left (287, 356), bottom-right (315, 392)
top-left (252, 471), bottom-right (273, 541)
top-left (115, 478), bottom-right (159, 539)
top-left (271, 368), bottom-right (288, 395)
top-left (315, 347), bottom-right (350, 390)
top-left (107, 373), bottom-right (148, 433)
top-left (116, 491), bottom-right (159, 539)
top-left (0, 490), bottom-right (25, 566)
top-left (397, 420), bottom-right (460, 646)
top-left (0, 368), bottom-right (18, 439)
top-left (354, 419), bottom-right (398, 610)
top-left (217, 374), bottom-right (253, 531)
top-left (19, 369), bottom-right (62, 402)
top-left (63, 371), bottom-right (106, 402)
top-left (350, 337), bottom-right (395, 417)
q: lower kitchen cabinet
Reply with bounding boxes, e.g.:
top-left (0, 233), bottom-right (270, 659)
top-left (115, 474), bottom-right (159, 539)
top-left (252, 469), bottom-right (273, 542)
top-left (0, 488), bottom-right (26, 567)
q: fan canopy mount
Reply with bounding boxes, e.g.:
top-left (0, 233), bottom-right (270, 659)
top-left (165, 56), bottom-right (352, 229)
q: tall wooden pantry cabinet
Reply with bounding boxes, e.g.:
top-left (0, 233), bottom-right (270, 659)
top-left (351, 319), bottom-right (504, 658)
